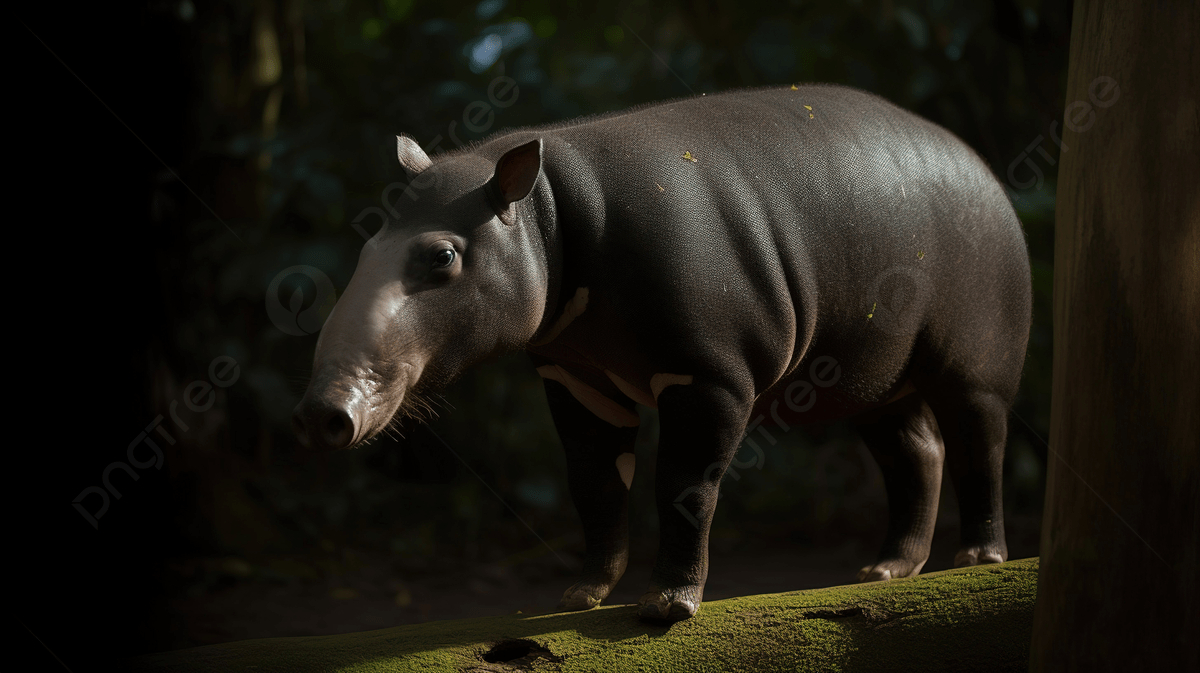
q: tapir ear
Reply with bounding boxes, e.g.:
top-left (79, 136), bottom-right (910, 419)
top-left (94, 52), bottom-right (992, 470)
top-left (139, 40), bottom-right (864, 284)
top-left (396, 134), bottom-right (432, 175)
top-left (491, 139), bottom-right (543, 206)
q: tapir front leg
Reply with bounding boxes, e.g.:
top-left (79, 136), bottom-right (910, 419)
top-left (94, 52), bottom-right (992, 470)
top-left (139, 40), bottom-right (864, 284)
top-left (639, 380), bottom-right (751, 624)
top-left (543, 379), bottom-right (639, 611)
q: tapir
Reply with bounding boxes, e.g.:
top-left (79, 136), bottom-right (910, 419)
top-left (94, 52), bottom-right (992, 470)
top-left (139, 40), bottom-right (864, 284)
top-left (292, 84), bottom-right (1032, 624)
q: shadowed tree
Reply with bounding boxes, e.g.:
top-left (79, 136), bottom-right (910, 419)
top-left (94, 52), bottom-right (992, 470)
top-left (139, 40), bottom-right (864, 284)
top-left (1030, 0), bottom-right (1199, 669)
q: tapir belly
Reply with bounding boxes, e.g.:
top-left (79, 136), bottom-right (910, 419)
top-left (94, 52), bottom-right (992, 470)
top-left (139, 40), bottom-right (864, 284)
top-left (532, 354), bottom-right (916, 430)
top-left (531, 311), bottom-right (920, 431)
top-left (528, 273), bottom-right (929, 429)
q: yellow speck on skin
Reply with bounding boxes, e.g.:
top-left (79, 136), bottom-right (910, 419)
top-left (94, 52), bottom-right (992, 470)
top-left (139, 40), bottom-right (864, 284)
top-left (918, 251), bottom-right (925, 259)
top-left (804, 105), bottom-right (812, 110)
top-left (790, 84), bottom-right (798, 90)
top-left (809, 113), bottom-right (814, 119)
top-left (682, 151), bottom-right (698, 163)
top-left (656, 183), bottom-right (665, 192)
top-left (867, 302), bottom-right (876, 319)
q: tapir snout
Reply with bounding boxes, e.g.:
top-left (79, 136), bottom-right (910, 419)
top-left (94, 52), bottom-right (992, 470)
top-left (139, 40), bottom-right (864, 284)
top-left (291, 382), bottom-right (362, 451)
top-left (291, 290), bottom-right (419, 451)
top-left (291, 234), bottom-right (425, 451)
top-left (291, 360), bottom-right (414, 450)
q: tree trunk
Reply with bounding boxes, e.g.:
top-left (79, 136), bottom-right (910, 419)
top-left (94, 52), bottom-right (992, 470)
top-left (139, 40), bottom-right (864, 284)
top-left (127, 559), bottom-right (1037, 672)
top-left (1030, 0), bottom-right (1200, 670)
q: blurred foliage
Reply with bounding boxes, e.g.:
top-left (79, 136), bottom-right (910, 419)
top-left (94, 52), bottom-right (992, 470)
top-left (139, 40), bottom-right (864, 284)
top-left (149, 0), bottom-right (1069, 569)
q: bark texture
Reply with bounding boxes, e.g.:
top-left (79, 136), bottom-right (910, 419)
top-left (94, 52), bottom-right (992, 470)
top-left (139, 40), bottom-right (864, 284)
top-left (1030, 0), bottom-right (1200, 670)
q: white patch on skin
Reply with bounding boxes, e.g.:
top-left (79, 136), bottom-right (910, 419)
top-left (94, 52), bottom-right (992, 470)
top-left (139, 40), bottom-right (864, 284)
top-left (537, 364), bottom-right (640, 427)
top-left (650, 373), bottom-right (694, 403)
top-left (615, 452), bottom-right (636, 490)
top-left (604, 370), bottom-right (658, 409)
top-left (530, 287), bottom-right (589, 346)
top-left (885, 379), bottom-right (917, 404)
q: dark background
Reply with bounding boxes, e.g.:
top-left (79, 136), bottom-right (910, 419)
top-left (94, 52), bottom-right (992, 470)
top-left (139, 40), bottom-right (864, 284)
top-left (17, 1), bottom-right (1069, 670)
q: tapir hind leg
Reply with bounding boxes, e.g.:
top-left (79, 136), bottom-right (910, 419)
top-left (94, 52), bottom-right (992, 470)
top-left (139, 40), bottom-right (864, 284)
top-left (851, 393), bottom-right (944, 581)
top-left (543, 379), bottom-right (639, 611)
top-left (924, 387), bottom-right (1010, 567)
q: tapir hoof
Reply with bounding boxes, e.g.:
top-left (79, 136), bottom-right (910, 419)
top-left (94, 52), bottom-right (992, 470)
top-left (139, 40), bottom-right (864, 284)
top-left (637, 587), bottom-right (701, 624)
top-left (558, 579), bottom-right (613, 611)
top-left (856, 557), bottom-right (926, 583)
top-left (953, 546), bottom-right (1006, 567)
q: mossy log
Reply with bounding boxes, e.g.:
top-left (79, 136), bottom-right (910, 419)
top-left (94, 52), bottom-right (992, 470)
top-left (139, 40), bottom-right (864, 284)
top-left (128, 557), bottom-right (1037, 673)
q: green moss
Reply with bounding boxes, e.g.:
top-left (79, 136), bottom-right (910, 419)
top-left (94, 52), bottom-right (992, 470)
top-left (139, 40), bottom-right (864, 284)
top-left (128, 558), bottom-right (1038, 673)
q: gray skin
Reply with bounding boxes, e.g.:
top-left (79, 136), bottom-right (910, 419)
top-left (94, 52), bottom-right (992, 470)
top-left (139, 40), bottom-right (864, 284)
top-left (292, 84), bottom-right (1032, 625)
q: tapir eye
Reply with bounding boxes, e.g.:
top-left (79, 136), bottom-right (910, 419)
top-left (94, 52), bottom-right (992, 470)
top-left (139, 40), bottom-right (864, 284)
top-left (432, 248), bottom-right (456, 268)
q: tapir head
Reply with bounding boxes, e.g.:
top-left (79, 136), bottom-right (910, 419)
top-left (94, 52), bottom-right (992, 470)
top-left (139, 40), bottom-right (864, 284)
top-left (292, 136), bottom-right (550, 450)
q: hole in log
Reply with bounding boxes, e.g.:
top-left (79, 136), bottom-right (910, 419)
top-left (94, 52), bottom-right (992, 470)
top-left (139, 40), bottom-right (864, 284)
top-left (481, 638), bottom-right (560, 665)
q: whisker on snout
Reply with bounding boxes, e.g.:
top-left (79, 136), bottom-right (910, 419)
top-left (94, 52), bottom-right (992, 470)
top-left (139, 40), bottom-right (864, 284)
top-left (427, 393), bottom-right (454, 413)
top-left (381, 420), bottom-right (405, 442)
top-left (381, 376), bottom-right (444, 441)
top-left (384, 419), bottom-right (408, 441)
top-left (397, 392), bottom-right (437, 424)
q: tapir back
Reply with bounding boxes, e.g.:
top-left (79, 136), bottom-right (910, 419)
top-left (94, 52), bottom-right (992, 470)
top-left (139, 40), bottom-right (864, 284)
top-left (476, 84), bottom-right (1030, 420)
